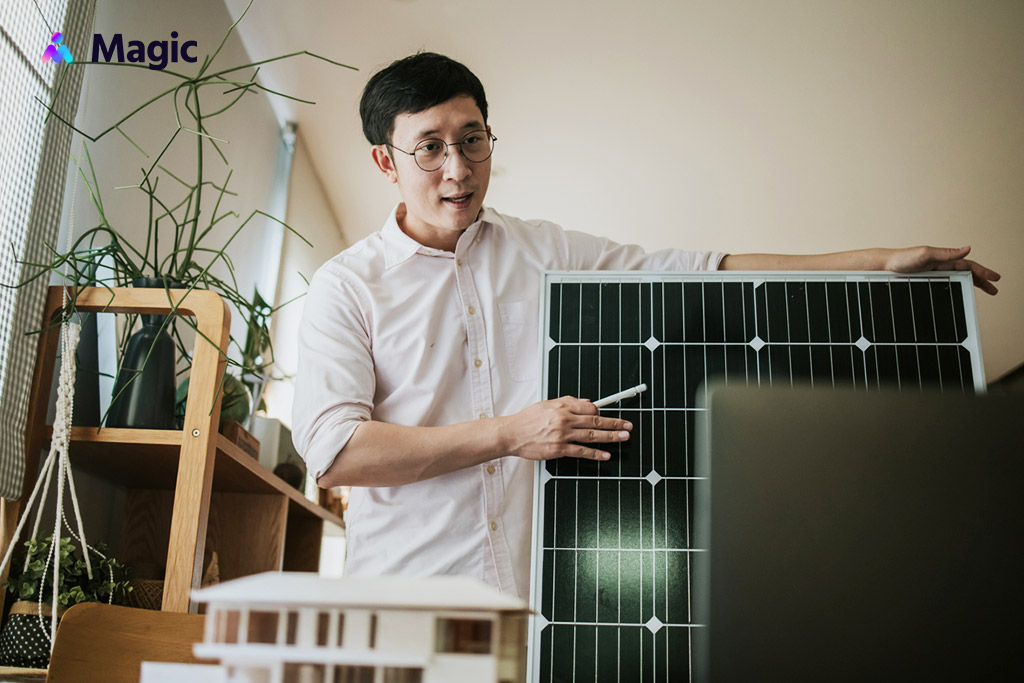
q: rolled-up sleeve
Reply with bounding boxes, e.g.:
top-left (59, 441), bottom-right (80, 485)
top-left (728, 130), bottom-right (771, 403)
top-left (559, 228), bottom-right (725, 272)
top-left (292, 262), bottom-right (376, 480)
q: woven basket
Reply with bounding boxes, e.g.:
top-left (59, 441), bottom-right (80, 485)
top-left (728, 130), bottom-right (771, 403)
top-left (128, 578), bottom-right (164, 611)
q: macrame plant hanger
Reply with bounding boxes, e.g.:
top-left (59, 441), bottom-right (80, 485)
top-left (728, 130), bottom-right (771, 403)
top-left (0, 85), bottom-right (118, 654)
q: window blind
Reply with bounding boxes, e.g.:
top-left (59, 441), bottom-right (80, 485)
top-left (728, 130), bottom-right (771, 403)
top-left (0, 0), bottom-right (95, 499)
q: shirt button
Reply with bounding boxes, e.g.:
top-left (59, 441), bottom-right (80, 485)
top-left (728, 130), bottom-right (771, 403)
top-left (474, 358), bottom-right (482, 368)
top-left (479, 413), bottom-right (487, 420)
top-left (487, 465), bottom-right (496, 475)
top-left (468, 306), bottom-right (475, 315)
top-left (456, 258), bottom-right (462, 266)
top-left (490, 521), bottom-right (498, 531)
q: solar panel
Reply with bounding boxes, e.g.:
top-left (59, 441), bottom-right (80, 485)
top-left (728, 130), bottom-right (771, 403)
top-left (528, 271), bottom-right (984, 683)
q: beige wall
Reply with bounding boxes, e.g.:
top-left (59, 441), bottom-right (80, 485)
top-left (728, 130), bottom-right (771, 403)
top-left (229, 0), bottom-right (1023, 381)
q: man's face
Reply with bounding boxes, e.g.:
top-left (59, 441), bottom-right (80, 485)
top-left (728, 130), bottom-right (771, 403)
top-left (371, 96), bottom-right (491, 250)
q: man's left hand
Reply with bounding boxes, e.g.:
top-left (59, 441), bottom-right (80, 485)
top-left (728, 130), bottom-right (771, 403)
top-left (882, 246), bottom-right (1001, 295)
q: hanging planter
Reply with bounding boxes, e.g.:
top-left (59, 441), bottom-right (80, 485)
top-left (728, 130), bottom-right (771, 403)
top-left (0, 536), bottom-right (131, 667)
top-left (0, 601), bottom-right (60, 668)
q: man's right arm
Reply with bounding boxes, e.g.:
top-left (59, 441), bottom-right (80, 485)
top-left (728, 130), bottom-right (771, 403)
top-left (293, 265), bottom-right (632, 490)
top-left (315, 396), bottom-right (632, 488)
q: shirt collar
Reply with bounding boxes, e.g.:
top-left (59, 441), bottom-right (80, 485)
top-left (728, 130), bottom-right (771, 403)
top-left (382, 203), bottom-right (493, 269)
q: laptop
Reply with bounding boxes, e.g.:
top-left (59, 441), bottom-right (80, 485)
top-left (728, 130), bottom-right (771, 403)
top-left (692, 385), bottom-right (1024, 682)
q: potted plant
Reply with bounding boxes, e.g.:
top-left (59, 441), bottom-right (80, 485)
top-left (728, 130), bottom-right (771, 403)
top-left (0, 536), bottom-right (132, 668)
top-left (18, 0), bottom-right (355, 428)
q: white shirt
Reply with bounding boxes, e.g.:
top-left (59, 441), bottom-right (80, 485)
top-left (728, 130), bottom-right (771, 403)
top-left (292, 205), bottom-right (723, 598)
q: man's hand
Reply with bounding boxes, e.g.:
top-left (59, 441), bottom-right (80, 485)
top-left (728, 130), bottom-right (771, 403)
top-left (882, 245), bottom-right (1001, 295)
top-left (497, 396), bottom-right (632, 461)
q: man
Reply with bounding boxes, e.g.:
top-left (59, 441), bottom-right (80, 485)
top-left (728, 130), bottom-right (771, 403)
top-left (293, 52), bottom-right (1000, 598)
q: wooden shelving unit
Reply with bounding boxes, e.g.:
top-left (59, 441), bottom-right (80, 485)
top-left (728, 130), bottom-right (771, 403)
top-left (15, 286), bottom-right (342, 614)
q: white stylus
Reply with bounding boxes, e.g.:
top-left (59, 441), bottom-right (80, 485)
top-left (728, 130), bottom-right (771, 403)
top-left (592, 383), bottom-right (648, 408)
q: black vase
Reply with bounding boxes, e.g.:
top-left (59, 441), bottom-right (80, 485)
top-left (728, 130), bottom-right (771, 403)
top-left (105, 278), bottom-right (180, 429)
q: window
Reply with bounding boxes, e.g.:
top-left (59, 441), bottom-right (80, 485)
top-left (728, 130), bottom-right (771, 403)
top-left (500, 613), bottom-right (527, 660)
top-left (333, 666), bottom-right (374, 683)
top-left (368, 613), bottom-right (377, 649)
top-left (498, 613), bottom-right (528, 682)
top-left (435, 618), bottom-right (493, 654)
top-left (283, 663), bottom-right (325, 683)
top-left (215, 610), bottom-right (241, 644)
top-left (383, 668), bottom-right (423, 683)
top-left (0, 0), bottom-right (93, 501)
top-left (248, 611), bottom-right (280, 644)
top-left (316, 612), bottom-right (330, 646)
top-left (230, 668), bottom-right (270, 683)
top-left (337, 613), bottom-right (346, 646)
top-left (286, 610), bottom-right (300, 645)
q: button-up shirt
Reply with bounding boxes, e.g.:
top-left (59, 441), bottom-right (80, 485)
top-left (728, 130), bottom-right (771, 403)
top-left (292, 205), bottom-right (724, 598)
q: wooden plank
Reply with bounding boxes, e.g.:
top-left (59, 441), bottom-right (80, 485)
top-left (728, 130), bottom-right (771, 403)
top-left (120, 490), bottom-right (175, 571)
top-left (50, 430), bottom-right (343, 525)
top-left (45, 602), bottom-right (210, 683)
top-left (0, 666), bottom-right (47, 682)
top-left (282, 513), bottom-right (324, 572)
top-left (161, 289), bottom-right (229, 613)
top-left (206, 493), bottom-right (287, 581)
top-left (0, 500), bottom-right (21, 617)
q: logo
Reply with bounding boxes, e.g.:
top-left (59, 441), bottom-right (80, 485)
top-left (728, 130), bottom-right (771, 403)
top-left (41, 32), bottom-right (73, 63)
top-left (91, 31), bottom-right (197, 71)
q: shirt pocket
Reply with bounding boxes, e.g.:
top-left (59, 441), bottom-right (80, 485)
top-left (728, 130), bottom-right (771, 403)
top-left (498, 298), bottom-right (540, 383)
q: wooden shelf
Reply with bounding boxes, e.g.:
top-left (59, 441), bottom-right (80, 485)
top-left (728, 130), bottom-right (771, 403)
top-left (50, 427), bottom-right (342, 526)
top-left (5, 286), bottom-right (338, 613)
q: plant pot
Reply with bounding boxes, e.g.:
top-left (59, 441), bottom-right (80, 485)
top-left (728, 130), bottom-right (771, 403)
top-left (0, 601), bottom-right (62, 668)
top-left (106, 278), bottom-right (182, 429)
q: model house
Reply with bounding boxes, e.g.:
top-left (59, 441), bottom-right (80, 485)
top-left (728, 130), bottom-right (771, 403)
top-left (183, 572), bottom-right (529, 683)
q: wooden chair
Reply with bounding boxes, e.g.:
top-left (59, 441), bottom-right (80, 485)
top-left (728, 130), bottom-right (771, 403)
top-left (45, 602), bottom-right (211, 683)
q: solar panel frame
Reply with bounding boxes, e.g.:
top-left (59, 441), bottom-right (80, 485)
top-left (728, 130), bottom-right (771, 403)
top-left (528, 270), bottom-right (984, 683)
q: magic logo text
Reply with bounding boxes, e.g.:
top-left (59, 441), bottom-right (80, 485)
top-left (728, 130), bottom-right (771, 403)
top-left (91, 31), bottom-right (197, 71)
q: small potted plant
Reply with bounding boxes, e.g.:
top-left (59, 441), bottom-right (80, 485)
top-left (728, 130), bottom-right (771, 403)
top-left (0, 536), bottom-right (132, 668)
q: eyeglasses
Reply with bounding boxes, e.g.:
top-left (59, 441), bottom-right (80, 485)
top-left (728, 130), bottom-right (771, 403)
top-left (388, 130), bottom-right (497, 172)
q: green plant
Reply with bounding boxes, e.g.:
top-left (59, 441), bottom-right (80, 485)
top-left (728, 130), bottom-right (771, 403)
top-left (3, 536), bottom-right (132, 608)
top-left (15, 0), bottom-right (354, 417)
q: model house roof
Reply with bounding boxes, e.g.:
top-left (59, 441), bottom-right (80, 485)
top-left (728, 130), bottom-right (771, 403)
top-left (193, 572), bottom-right (529, 612)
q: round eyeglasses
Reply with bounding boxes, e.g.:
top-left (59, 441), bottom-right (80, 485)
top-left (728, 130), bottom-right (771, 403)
top-left (389, 130), bottom-right (497, 172)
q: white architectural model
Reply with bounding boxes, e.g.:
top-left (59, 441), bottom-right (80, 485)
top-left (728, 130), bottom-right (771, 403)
top-left (146, 572), bottom-right (530, 683)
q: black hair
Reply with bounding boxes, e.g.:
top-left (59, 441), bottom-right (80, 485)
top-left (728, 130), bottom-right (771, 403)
top-left (359, 52), bottom-right (488, 146)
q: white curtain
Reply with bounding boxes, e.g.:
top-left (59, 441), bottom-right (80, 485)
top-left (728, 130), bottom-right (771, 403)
top-left (0, 0), bottom-right (96, 499)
